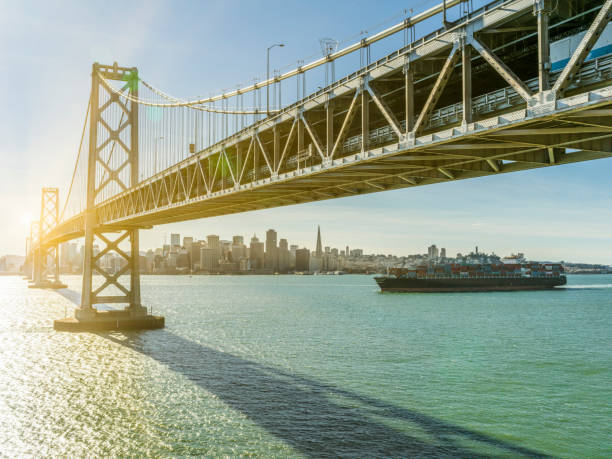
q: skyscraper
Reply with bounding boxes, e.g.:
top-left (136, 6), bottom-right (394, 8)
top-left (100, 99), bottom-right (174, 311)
top-left (170, 233), bottom-right (181, 248)
top-left (295, 248), bottom-right (310, 272)
top-left (207, 235), bottom-right (221, 268)
top-left (249, 234), bottom-right (265, 270)
top-left (315, 226), bottom-right (323, 257)
top-left (265, 229), bottom-right (278, 270)
top-left (278, 238), bottom-right (290, 272)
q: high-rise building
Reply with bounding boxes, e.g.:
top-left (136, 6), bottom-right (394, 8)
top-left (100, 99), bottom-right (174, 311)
top-left (183, 237), bottom-right (193, 251)
top-left (200, 247), bottom-right (218, 272)
top-left (265, 229), bottom-right (278, 270)
top-left (232, 235), bottom-right (244, 245)
top-left (428, 244), bottom-right (439, 260)
top-left (289, 244), bottom-right (298, 269)
top-left (191, 240), bottom-right (206, 270)
top-left (440, 248), bottom-right (446, 259)
top-left (278, 238), bottom-right (290, 272)
top-left (249, 234), bottom-right (265, 270)
top-left (295, 248), bottom-right (310, 272)
top-left (207, 235), bottom-right (220, 251)
top-left (171, 233), bottom-right (181, 248)
top-left (205, 235), bottom-right (221, 268)
top-left (315, 226), bottom-right (323, 257)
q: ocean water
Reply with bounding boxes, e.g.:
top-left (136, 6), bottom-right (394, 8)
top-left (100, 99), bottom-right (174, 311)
top-left (0, 274), bottom-right (610, 458)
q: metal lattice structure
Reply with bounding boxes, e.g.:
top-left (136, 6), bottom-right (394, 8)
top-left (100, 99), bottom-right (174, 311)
top-left (30, 188), bottom-right (64, 288)
top-left (77, 64), bottom-right (143, 318)
top-left (30, 0), bottom-right (612, 315)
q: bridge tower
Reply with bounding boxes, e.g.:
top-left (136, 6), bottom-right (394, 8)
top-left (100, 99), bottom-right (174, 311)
top-left (68, 62), bottom-right (162, 330)
top-left (29, 188), bottom-right (66, 289)
top-left (23, 220), bottom-right (39, 281)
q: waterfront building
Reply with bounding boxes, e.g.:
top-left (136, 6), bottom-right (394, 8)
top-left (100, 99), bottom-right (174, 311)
top-left (289, 244), bottom-right (298, 269)
top-left (309, 254), bottom-right (322, 272)
top-left (231, 242), bottom-right (247, 262)
top-left (295, 248), bottom-right (310, 272)
top-left (221, 240), bottom-right (232, 261)
top-left (278, 238), bottom-right (290, 272)
top-left (249, 234), bottom-right (265, 270)
top-left (200, 247), bottom-right (218, 272)
top-left (265, 229), bottom-right (278, 271)
top-left (428, 244), bottom-right (439, 260)
top-left (207, 235), bottom-right (221, 265)
top-left (191, 240), bottom-right (205, 270)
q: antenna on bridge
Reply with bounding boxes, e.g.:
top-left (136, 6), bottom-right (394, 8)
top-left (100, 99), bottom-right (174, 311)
top-left (319, 38), bottom-right (339, 86)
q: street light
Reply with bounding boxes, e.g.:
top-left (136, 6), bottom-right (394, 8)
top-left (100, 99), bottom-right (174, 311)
top-left (267, 43), bottom-right (285, 116)
top-left (154, 136), bottom-right (164, 174)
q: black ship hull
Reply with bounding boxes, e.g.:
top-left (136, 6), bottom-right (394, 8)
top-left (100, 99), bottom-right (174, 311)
top-left (375, 276), bottom-right (566, 292)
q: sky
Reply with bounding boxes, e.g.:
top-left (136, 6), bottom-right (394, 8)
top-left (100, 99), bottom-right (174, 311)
top-left (0, 0), bottom-right (611, 263)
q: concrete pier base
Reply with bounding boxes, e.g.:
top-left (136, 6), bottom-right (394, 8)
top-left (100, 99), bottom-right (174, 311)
top-left (28, 280), bottom-right (68, 289)
top-left (54, 307), bottom-right (164, 332)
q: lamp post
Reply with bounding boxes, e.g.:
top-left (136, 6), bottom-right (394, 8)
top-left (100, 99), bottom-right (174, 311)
top-left (267, 43), bottom-right (284, 116)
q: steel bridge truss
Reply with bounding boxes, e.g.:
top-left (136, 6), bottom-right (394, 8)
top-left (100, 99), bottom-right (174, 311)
top-left (67, 0), bottom-right (610, 230)
top-left (37, 0), bottom-right (612, 259)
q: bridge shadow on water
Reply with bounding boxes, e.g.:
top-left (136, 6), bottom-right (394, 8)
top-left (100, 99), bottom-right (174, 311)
top-left (98, 330), bottom-right (552, 458)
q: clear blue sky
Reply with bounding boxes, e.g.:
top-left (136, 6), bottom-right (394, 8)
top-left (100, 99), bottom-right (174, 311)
top-left (1, 0), bottom-right (611, 263)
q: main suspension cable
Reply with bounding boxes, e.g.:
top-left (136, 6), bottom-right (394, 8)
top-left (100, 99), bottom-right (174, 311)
top-left (59, 95), bottom-right (90, 222)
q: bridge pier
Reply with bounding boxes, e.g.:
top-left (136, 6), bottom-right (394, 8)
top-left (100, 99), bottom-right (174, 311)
top-left (54, 62), bottom-right (163, 331)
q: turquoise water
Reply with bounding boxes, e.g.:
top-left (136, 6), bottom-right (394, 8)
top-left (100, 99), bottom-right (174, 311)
top-left (0, 274), bottom-right (610, 457)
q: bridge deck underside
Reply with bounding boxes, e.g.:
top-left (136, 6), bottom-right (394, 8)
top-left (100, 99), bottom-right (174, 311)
top-left (46, 0), bottom-right (612, 245)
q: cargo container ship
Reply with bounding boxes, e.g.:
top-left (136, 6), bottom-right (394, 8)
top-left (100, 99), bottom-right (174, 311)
top-left (375, 262), bottom-right (566, 292)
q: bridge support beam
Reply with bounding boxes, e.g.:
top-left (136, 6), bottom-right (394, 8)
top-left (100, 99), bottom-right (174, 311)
top-left (534, 0), bottom-right (551, 92)
top-left (404, 63), bottom-right (414, 133)
top-left (57, 62), bottom-right (162, 331)
top-left (361, 83), bottom-right (369, 153)
top-left (462, 42), bottom-right (472, 126)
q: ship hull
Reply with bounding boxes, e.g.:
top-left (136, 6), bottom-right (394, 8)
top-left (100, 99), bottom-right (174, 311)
top-left (375, 276), bottom-right (566, 293)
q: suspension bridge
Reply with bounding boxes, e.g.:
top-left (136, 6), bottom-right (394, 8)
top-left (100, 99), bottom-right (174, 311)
top-left (24, 0), bottom-right (612, 330)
